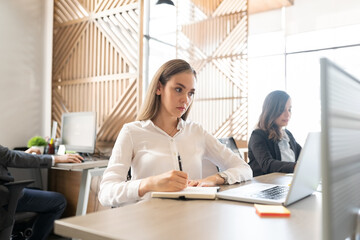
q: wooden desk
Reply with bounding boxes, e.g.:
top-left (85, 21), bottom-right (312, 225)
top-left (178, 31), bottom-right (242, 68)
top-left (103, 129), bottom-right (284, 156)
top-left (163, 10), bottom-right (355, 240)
top-left (55, 173), bottom-right (321, 240)
top-left (51, 159), bottom-right (108, 216)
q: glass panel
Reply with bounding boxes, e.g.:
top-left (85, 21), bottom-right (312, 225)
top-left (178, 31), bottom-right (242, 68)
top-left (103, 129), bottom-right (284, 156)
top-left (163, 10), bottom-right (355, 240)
top-left (286, 24), bottom-right (360, 53)
top-left (286, 50), bottom-right (334, 145)
top-left (332, 46), bottom-right (360, 79)
top-left (248, 55), bottom-right (285, 135)
top-left (248, 31), bottom-right (285, 57)
top-left (148, 39), bottom-right (176, 81)
top-left (149, 0), bottom-right (177, 45)
top-left (286, 45), bottom-right (360, 145)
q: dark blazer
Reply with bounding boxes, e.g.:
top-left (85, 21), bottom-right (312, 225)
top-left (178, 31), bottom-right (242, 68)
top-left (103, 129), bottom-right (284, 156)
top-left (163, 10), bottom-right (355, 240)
top-left (0, 145), bottom-right (52, 183)
top-left (0, 145), bottom-right (53, 231)
top-left (248, 129), bottom-right (302, 177)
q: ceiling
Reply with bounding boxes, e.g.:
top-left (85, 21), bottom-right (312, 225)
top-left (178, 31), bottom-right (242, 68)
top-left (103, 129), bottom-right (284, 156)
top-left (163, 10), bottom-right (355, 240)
top-left (248, 0), bottom-right (294, 14)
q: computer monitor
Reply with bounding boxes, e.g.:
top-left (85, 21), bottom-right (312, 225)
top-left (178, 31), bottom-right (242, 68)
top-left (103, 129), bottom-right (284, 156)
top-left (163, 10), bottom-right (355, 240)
top-left (320, 58), bottom-right (360, 240)
top-left (61, 112), bottom-right (97, 154)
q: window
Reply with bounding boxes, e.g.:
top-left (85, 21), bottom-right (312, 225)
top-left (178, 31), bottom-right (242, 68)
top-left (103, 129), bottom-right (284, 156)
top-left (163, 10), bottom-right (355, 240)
top-left (248, 2), bottom-right (360, 145)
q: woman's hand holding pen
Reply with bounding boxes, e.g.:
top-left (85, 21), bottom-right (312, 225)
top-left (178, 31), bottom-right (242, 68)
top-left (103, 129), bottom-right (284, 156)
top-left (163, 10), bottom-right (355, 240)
top-left (138, 170), bottom-right (188, 197)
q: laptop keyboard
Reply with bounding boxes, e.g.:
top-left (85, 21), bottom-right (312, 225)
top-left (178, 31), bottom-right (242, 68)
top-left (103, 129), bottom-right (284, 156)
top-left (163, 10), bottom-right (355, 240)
top-left (82, 157), bottom-right (94, 162)
top-left (78, 153), bottom-right (95, 162)
top-left (251, 185), bottom-right (289, 200)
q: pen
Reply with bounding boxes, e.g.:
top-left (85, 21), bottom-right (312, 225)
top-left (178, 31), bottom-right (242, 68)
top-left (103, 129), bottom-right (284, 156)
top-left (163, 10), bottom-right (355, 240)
top-left (177, 154), bottom-right (183, 171)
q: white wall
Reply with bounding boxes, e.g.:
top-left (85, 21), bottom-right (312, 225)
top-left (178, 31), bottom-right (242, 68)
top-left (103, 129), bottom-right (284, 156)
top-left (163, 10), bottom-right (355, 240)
top-left (0, 0), bottom-right (53, 149)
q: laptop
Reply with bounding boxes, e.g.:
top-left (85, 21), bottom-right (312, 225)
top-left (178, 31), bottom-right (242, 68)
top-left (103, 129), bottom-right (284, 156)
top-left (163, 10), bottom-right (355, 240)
top-left (216, 132), bottom-right (321, 206)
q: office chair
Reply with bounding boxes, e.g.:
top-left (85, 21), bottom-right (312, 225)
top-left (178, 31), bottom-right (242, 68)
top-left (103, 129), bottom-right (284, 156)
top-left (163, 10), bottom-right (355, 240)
top-left (202, 137), bottom-right (242, 177)
top-left (12, 212), bottom-right (38, 240)
top-left (0, 180), bottom-right (34, 240)
top-left (218, 137), bottom-right (243, 158)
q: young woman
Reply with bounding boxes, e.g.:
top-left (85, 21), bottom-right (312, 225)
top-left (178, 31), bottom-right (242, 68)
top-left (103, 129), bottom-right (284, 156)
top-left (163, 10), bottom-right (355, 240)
top-left (248, 90), bottom-right (302, 177)
top-left (99, 59), bottom-right (252, 206)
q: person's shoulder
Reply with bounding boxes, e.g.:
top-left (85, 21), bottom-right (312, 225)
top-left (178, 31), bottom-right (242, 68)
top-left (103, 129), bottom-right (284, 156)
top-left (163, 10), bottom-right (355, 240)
top-left (251, 129), bottom-right (267, 137)
top-left (249, 129), bottom-right (269, 143)
top-left (0, 145), bottom-right (7, 154)
top-left (284, 129), bottom-right (295, 138)
top-left (0, 145), bottom-right (9, 152)
top-left (123, 121), bottom-right (142, 128)
top-left (122, 120), bottom-right (156, 134)
top-left (122, 120), bottom-right (149, 130)
top-left (182, 119), bottom-right (204, 131)
top-left (116, 122), bottom-right (141, 137)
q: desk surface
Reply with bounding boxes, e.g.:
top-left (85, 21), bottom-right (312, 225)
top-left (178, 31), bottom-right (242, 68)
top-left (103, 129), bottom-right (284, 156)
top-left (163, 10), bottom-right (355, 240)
top-left (55, 173), bottom-right (322, 240)
top-left (53, 159), bottom-right (108, 171)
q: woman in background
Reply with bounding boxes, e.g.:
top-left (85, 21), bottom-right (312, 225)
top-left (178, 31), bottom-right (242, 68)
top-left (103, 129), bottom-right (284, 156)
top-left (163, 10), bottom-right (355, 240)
top-left (99, 59), bottom-right (252, 207)
top-left (248, 90), bottom-right (302, 177)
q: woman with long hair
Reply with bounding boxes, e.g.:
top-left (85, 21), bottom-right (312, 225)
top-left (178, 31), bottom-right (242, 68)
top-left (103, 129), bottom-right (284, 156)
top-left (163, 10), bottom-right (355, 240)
top-left (248, 90), bottom-right (302, 177)
top-left (99, 59), bottom-right (252, 206)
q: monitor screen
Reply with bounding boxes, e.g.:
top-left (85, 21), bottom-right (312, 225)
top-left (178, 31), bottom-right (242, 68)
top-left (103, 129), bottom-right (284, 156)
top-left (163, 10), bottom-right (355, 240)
top-left (61, 112), bottom-right (97, 154)
top-left (320, 58), bottom-right (360, 240)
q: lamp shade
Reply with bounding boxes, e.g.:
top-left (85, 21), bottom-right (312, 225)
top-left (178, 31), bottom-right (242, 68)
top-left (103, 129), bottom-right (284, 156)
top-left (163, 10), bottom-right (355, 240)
top-left (156, 0), bottom-right (174, 6)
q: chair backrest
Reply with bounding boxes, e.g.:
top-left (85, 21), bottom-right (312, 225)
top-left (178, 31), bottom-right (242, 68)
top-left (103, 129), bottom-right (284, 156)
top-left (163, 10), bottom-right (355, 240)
top-left (202, 137), bottom-right (242, 177)
top-left (0, 180), bottom-right (34, 240)
top-left (218, 137), bottom-right (242, 158)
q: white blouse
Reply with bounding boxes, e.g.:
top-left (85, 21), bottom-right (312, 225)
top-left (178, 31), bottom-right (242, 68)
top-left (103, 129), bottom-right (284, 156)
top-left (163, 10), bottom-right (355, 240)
top-left (278, 129), bottom-right (296, 162)
top-left (98, 119), bottom-right (252, 207)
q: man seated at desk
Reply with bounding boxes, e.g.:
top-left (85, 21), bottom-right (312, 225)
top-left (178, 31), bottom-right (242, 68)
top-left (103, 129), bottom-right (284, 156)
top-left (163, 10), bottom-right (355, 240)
top-left (0, 145), bottom-right (83, 240)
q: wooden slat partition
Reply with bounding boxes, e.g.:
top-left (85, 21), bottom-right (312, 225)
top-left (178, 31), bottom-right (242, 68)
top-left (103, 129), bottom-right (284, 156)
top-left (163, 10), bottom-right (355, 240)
top-left (52, 0), bottom-right (143, 151)
top-left (176, 0), bottom-right (248, 144)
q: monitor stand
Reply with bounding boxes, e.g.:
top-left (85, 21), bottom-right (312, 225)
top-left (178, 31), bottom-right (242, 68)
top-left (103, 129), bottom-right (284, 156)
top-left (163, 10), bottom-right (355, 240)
top-left (355, 209), bottom-right (360, 240)
top-left (350, 209), bottom-right (360, 240)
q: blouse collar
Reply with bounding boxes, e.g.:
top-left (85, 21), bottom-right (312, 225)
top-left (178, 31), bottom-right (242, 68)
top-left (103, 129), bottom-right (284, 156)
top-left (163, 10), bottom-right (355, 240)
top-left (280, 128), bottom-right (290, 142)
top-left (140, 118), bottom-right (186, 131)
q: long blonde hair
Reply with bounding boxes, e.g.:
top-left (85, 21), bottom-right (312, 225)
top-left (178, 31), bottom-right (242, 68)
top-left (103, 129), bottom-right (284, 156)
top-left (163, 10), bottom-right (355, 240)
top-left (137, 59), bottom-right (196, 121)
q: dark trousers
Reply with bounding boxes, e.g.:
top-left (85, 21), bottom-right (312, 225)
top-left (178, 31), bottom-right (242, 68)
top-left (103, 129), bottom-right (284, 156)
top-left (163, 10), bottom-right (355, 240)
top-left (15, 188), bottom-right (66, 240)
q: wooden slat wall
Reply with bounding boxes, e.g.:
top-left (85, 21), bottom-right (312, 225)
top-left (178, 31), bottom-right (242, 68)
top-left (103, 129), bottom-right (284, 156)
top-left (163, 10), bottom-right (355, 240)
top-left (52, 0), bottom-right (143, 151)
top-left (176, 0), bottom-right (248, 146)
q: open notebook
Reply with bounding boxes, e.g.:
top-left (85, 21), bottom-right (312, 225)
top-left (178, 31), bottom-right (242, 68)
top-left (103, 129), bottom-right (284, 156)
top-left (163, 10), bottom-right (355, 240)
top-left (151, 187), bottom-right (220, 200)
